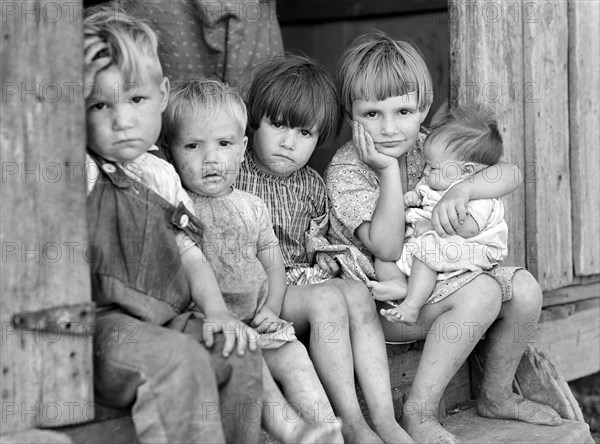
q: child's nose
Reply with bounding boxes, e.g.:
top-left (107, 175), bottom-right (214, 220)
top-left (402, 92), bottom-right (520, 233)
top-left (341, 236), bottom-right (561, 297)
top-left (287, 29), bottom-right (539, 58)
top-left (381, 116), bottom-right (398, 136)
top-left (111, 107), bottom-right (134, 130)
top-left (280, 130), bottom-right (295, 150)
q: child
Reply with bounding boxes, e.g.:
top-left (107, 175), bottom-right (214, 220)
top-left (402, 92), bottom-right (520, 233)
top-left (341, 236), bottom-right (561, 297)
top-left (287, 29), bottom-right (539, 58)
top-left (83, 6), bottom-right (336, 444)
top-left (161, 78), bottom-right (342, 441)
top-left (325, 31), bottom-right (562, 443)
top-left (379, 103), bottom-right (509, 325)
top-left (237, 54), bottom-right (415, 444)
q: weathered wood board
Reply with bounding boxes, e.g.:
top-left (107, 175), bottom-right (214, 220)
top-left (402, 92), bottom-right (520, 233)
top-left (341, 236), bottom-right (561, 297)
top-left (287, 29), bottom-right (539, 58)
top-left (449, 0), bottom-right (527, 267)
top-left (568, 0), bottom-right (600, 277)
top-left (523, 0), bottom-right (573, 290)
top-left (535, 301), bottom-right (600, 381)
top-left (0, 0), bottom-right (93, 432)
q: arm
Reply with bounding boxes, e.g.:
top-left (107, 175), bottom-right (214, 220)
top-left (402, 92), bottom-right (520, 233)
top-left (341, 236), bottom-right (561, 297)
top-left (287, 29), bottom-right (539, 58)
top-left (431, 161), bottom-right (522, 235)
top-left (252, 246), bottom-right (288, 333)
top-left (181, 245), bottom-right (259, 357)
top-left (353, 123), bottom-right (405, 260)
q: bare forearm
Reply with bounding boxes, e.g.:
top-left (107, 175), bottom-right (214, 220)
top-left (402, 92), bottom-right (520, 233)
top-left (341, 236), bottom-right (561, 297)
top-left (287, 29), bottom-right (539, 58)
top-left (457, 161), bottom-right (522, 200)
top-left (181, 246), bottom-right (229, 316)
top-left (358, 164), bottom-right (405, 259)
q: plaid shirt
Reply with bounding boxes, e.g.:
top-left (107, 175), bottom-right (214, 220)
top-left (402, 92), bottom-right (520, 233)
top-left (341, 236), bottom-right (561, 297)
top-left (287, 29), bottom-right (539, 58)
top-left (236, 150), bottom-right (327, 269)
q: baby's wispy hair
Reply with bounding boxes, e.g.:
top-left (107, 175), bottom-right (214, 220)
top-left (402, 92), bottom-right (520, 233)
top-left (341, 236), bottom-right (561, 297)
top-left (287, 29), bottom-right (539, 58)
top-left (427, 103), bottom-right (504, 165)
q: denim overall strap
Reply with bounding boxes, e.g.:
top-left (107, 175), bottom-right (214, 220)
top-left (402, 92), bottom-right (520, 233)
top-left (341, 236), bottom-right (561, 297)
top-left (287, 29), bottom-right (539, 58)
top-left (87, 152), bottom-right (194, 325)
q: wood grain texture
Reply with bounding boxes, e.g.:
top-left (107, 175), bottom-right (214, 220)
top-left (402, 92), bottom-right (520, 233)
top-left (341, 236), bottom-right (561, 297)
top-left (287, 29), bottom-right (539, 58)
top-left (0, 0), bottom-right (93, 432)
top-left (523, 0), bottom-right (573, 289)
top-left (449, 0), bottom-right (527, 267)
top-left (534, 302), bottom-right (600, 381)
top-left (568, 0), bottom-right (600, 277)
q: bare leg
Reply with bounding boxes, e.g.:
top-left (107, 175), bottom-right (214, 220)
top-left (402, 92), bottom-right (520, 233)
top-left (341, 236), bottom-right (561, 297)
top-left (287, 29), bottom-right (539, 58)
top-left (261, 359), bottom-right (343, 444)
top-left (263, 341), bottom-right (341, 436)
top-left (382, 275), bottom-right (502, 444)
top-left (370, 259), bottom-right (409, 302)
top-left (330, 279), bottom-right (415, 444)
top-left (381, 259), bottom-right (437, 324)
top-left (476, 270), bottom-right (562, 426)
top-left (282, 283), bottom-right (384, 444)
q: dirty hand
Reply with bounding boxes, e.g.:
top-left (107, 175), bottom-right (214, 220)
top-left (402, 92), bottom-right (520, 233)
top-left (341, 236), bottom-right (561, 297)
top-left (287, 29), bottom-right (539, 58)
top-left (203, 311), bottom-right (259, 357)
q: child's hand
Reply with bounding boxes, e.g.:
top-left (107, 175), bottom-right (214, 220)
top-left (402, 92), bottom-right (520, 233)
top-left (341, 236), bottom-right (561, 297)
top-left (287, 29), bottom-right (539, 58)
top-left (203, 311), bottom-right (259, 358)
top-left (250, 306), bottom-right (285, 334)
top-left (83, 35), bottom-right (111, 99)
top-left (413, 220), bottom-right (433, 237)
top-left (403, 191), bottom-right (421, 208)
top-left (353, 122), bottom-right (396, 171)
top-left (316, 252), bottom-right (340, 277)
top-left (431, 185), bottom-right (469, 236)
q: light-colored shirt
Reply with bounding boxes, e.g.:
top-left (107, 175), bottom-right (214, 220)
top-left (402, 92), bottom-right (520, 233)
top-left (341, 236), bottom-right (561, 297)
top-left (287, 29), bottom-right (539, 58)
top-left (189, 188), bottom-right (279, 323)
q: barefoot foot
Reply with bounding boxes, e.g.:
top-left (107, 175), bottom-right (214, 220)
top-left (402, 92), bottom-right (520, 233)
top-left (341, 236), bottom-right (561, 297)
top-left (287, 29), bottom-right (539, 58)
top-left (373, 420), bottom-right (415, 443)
top-left (477, 391), bottom-right (562, 426)
top-left (342, 420), bottom-right (384, 444)
top-left (400, 415), bottom-right (459, 444)
top-left (368, 279), bottom-right (408, 302)
top-left (381, 302), bottom-right (420, 324)
top-left (285, 417), bottom-right (344, 444)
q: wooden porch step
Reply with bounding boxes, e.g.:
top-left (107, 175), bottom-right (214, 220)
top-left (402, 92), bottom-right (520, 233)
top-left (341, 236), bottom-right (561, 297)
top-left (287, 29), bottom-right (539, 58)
top-left (444, 408), bottom-right (594, 444)
top-left (56, 408), bottom-right (595, 444)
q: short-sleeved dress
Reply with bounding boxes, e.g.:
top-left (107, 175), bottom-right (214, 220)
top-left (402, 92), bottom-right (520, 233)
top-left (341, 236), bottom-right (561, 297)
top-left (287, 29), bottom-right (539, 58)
top-left (324, 134), bottom-right (521, 304)
top-left (189, 188), bottom-right (278, 322)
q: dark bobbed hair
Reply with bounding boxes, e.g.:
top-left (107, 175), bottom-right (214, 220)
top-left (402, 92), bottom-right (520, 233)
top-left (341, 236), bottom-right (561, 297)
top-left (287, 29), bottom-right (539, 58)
top-left (245, 53), bottom-right (342, 148)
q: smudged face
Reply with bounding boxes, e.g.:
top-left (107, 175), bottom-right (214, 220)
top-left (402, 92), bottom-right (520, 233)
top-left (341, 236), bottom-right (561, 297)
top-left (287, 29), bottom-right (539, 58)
top-left (169, 108), bottom-right (247, 197)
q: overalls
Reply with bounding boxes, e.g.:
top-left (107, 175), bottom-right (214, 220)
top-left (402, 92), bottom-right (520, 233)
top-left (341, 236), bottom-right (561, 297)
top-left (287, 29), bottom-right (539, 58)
top-left (87, 154), bottom-right (262, 444)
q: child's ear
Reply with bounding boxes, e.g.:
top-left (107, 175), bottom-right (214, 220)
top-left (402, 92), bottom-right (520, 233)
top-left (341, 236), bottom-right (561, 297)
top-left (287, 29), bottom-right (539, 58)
top-left (159, 77), bottom-right (170, 112)
top-left (462, 162), bottom-right (478, 175)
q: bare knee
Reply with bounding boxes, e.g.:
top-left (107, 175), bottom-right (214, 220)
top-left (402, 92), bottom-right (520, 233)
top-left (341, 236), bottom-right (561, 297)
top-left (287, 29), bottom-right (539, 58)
top-left (307, 284), bottom-right (349, 324)
top-left (463, 275), bottom-right (502, 322)
top-left (507, 270), bottom-right (543, 318)
top-left (332, 279), bottom-right (378, 323)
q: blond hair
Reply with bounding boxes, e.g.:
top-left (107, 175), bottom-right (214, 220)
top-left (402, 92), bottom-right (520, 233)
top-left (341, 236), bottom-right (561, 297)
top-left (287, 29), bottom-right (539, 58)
top-left (83, 2), bottom-right (163, 84)
top-left (161, 78), bottom-right (247, 151)
top-left (338, 31), bottom-right (433, 118)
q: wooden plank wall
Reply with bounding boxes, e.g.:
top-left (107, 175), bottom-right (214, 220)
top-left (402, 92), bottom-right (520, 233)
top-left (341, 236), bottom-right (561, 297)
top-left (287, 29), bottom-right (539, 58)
top-left (0, 0), bottom-right (93, 432)
top-left (568, 0), bottom-right (600, 277)
top-left (523, 0), bottom-right (572, 290)
top-left (448, 0), bottom-right (526, 267)
top-left (450, 0), bottom-right (599, 291)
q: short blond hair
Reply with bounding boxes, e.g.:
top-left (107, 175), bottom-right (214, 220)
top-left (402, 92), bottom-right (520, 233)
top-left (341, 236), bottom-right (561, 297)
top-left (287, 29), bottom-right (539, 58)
top-left (161, 78), bottom-right (247, 152)
top-left (83, 2), bottom-right (163, 84)
top-left (338, 31), bottom-right (433, 118)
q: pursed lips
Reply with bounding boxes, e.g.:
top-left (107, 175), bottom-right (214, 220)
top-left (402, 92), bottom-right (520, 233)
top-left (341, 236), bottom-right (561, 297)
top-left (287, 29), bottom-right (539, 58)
top-left (273, 153), bottom-right (295, 163)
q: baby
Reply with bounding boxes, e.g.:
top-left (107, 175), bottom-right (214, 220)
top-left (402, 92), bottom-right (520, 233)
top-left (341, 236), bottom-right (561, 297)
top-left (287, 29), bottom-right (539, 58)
top-left (378, 103), bottom-right (509, 324)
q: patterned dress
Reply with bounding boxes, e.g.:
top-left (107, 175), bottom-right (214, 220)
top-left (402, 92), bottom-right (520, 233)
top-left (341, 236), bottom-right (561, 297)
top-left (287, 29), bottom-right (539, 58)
top-left (325, 133), bottom-right (521, 303)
